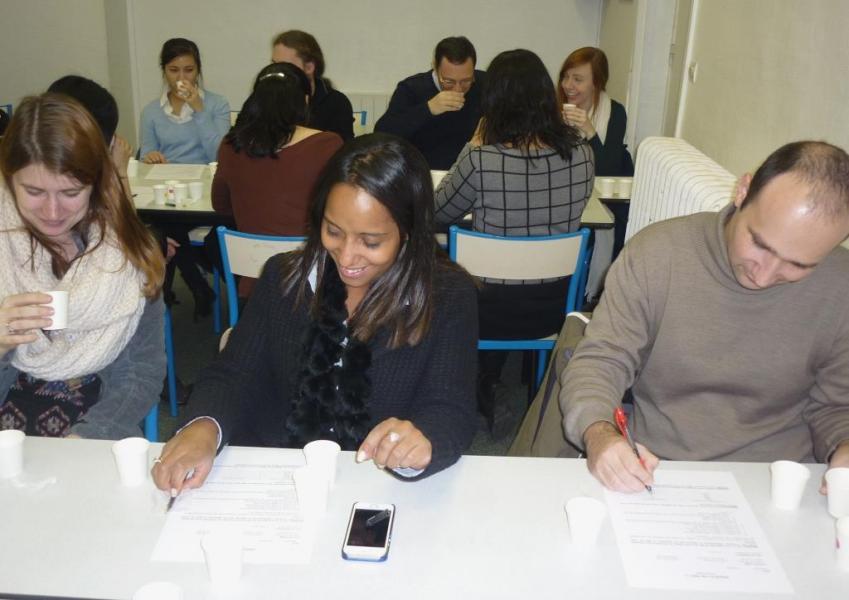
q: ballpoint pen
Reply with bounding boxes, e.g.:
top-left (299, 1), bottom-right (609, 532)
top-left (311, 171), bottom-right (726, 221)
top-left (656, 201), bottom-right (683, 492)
top-left (614, 407), bottom-right (653, 493)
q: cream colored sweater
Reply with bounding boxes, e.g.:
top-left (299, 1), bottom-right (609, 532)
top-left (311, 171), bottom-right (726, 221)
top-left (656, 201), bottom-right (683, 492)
top-left (562, 204), bottom-right (849, 462)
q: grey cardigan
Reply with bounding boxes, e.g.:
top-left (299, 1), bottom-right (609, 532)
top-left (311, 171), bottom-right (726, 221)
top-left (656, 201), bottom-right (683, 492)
top-left (0, 297), bottom-right (166, 439)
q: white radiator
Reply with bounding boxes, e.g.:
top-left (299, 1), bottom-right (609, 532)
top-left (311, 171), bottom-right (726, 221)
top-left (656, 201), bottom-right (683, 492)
top-left (346, 92), bottom-right (392, 136)
top-left (625, 137), bottom-right (737, 242)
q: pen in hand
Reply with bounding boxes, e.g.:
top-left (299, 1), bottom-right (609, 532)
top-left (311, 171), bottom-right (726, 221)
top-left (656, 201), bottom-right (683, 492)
top-left (165, 468), bottom-right (195, 512)
top-left (614, 407), bottom-right (653, 493)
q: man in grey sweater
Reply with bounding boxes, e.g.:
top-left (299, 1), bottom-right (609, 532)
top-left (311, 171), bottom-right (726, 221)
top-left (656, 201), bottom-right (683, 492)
top-left (562, 141), bottom-right (849, 493)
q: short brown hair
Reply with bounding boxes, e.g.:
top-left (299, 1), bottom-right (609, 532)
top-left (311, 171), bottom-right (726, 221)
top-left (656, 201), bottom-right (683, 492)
top-left (557, 47), bottom-right (609, 110)
top-left (742, 141), bottom-right (849, 217)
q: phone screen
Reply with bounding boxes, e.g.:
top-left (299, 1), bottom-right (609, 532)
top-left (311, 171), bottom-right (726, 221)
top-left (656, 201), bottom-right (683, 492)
top-left (347, 509), bottom-right (391, 547)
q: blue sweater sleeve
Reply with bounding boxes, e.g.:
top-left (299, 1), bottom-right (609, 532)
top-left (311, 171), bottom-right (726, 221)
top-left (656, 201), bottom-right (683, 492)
top-left (192, 92), bottom-right (231, 163)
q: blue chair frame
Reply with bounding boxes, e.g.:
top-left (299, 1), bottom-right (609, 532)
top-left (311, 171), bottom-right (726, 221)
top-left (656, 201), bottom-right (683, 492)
top-left (217, 226), bottom-right (306, 327)
top-left (448, 226), bottom-right (591, 389)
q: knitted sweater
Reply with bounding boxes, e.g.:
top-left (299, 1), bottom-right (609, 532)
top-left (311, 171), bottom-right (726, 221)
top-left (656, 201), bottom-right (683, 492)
top-left (139, 90), bottom-right (231, 164)
top-left (562, 204), bottom-right (849, 463)
top-left (182, 257), bottom-right (479, 478)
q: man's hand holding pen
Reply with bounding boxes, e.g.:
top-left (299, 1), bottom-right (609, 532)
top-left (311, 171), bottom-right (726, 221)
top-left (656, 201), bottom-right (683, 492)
top-left (583, 418), bottom-right (659, 493)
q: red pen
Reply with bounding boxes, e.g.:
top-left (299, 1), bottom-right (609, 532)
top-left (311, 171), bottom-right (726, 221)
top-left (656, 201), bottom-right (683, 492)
top-left (614, 407), bottom-right (652, 493)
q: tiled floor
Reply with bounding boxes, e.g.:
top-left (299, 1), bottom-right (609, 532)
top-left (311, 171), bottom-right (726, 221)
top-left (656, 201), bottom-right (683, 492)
top-left (161, 276), bottom-right (531, 455)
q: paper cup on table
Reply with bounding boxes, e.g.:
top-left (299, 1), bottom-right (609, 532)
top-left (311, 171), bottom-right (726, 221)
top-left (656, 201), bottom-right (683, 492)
top-left (201, 532), bottom-right (243, 586)
top-left (565, 496), bottom-right (607, 546)
top-left (44, 291), bottom-right (69, 330)
top-left (165, 180), bottom-right (180, 202)
top-left (173, 183), bottom-right (188, 206)
top-left (826, 467), bottom-right (849, 518)
top-left (126, 158), bottom-right (139, 178)
top-left (152, 184), bottom-right (167, 205)
top-left (111, 437), bottom-right (150, 487)
top-left (133, 581), bottom-right (183, 600)
top-left (770, 460), bottom-right (810, 510)
top-left (303, 439), bottom-right (341, 489)
top-left (188, 181), bottom-right (203, 201)
top-left (836, 517), bottom-right (849, 572)
top-left (208, 161), bottom-right (218, 176)
top-left (616, 177), bottom-right (634, 199)
top-left (0, 429), bottom-right (24, 479)
top-left (595, 177), bottom-right (617, 198)
top-left (293, 465), bottom-right (328, 519)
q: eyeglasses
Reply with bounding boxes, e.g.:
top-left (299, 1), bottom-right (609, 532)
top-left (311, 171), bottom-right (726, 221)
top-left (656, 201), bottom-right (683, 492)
top-left (438, 76), bottom-right (475, 91)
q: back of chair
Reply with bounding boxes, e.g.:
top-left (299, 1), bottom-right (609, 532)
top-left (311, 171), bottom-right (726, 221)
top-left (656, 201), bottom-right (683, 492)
top-left (216, 226), bottom-right (305, 326)
top-left (449, 226), bottom-right (590, 315)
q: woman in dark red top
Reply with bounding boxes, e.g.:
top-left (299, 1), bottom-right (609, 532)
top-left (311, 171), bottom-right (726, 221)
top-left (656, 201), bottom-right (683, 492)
top-left (212, 62), bottom-right (343, 296)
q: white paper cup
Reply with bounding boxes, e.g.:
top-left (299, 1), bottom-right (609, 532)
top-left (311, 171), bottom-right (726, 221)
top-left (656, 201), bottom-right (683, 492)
top-left (133, 581), bottom-right (183, 600)
top-left (836, 516), bottom-right (849, 572)
top-left (126, 158), bottom-right (139, 178)
top-left (173, 183), bottom-right (188, 206)
top-left (770, 460), bottom-right (811, 510)
top-left (208, 161), bottom-right (218, 176)
top-left (201, 532), bottom-right (243, 586)
top-left (826, 467), bottom-right (849, 518)
top-left (153, 184), bottom-right (167, 205)
top-left (44, 291), bottom-right (69, 331)
top-left (595, 177), bottom-right (617, 198)
top-left (562, 103), bottom-right (576, 111)
top-left (616, 177), bottom-right (634, 199)
top-left (165, 180), bottom-right (180, 202)
top-left (188, 181), bottom-right (203, 201)
top-left (293, 465), bottom-right (328, 519)
top-left (0, 429), bottom-right (25, 479)
top-left (303, 439), bottom-right (341, 489)
top-left (565, 496), bottom-right (607, 546)
top-left (111, 437), bottom-right (150, 487)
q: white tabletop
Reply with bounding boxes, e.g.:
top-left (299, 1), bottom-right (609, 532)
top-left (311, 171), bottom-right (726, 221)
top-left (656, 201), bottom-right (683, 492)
top-left (130, 163), bottom-right (214, 214)
top-left (1, 437), bottom-right (844, 599)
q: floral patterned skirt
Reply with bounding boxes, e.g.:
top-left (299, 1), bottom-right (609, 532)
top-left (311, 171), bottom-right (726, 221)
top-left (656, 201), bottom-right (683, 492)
top-left (0, 372), bottom-right (101, 437)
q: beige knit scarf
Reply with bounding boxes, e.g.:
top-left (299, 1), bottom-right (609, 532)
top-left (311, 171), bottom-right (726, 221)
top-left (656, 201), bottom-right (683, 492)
top-left (0, 187), bottom-right (145, 381)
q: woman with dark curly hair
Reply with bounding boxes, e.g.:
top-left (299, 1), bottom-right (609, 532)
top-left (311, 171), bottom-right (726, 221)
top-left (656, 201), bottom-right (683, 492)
top-left (153, 133), bottom-right (478, 493)
top-left (434, 49), bottom-right (594, 428)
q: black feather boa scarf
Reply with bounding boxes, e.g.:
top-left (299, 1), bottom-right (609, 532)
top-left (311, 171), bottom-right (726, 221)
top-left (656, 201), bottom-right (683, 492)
top-left (285, 261), bottom-right (373, 450)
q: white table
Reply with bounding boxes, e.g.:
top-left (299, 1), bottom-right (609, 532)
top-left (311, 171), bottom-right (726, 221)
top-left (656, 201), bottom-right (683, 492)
top-left (1, 437), bottom-right (844, 599)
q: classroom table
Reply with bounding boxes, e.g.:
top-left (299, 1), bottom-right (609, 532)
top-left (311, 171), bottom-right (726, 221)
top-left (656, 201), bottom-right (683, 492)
top-left (1, 437), bottom-right (844, 599)
top-left (130, 163), bottom-right (231, 228)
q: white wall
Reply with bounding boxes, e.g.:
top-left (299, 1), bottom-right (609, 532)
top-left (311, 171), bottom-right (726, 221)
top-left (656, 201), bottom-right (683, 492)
top-left (678, 0), bottom-right (849, 175)
top-left (127, 0), bottom-right (601, 122)
top-left (0, 0), bottom-right (110, 111)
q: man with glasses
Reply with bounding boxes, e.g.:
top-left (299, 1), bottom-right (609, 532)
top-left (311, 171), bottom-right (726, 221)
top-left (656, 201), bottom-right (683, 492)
top-left (375, 36), bottom-right (485, 170)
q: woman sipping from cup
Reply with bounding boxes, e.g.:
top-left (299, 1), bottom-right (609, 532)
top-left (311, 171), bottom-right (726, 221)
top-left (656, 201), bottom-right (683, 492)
top-left (0, 94), bottom-right (166, 438)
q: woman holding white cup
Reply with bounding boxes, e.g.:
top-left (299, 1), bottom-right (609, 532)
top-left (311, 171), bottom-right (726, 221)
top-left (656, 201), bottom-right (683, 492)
top-left (0, 94), bottom-right (166, 439)
top-left (558, 47), bottom-right (633, 177)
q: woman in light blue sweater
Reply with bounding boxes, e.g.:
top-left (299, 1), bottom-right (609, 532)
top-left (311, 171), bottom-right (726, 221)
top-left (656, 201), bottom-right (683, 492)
top-left (140, 38), bottom-right (230, 164)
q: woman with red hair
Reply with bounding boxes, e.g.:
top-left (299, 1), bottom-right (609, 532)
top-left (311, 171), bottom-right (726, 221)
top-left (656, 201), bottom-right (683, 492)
top-left (558, 47), bottom-right (633, 176)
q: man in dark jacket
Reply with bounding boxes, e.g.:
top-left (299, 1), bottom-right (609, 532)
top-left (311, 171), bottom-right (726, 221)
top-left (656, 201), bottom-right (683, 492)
top-left (375, 36), bottom-right (485, 170)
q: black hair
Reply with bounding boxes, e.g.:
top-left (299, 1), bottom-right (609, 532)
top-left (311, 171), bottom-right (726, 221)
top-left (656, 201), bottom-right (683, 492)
top-left (284, 133), bottom-right (454, 347)
top-left (479, 49), bottom-right (580, 160)
top-left (434, 36), bottom-right (476, 67)
top-left (226, 63), bottom-right (311, 158)
top-left (742, 141), bottom-right (849, 217)
top-left (47, 75), bottom-right (118, 143)
top-left (0, 108), bottom-right (9, 137)
top-left (159, 38), bottom-right (202, 75)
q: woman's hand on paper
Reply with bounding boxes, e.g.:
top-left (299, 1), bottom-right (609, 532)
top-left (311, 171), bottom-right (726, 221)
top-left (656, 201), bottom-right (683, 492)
top-left (143, 151), bottom-right (168, 164)
top-left (356, 417), bottom-right (432, 471)
top-left (152, 418), bottom-right (219, 494)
